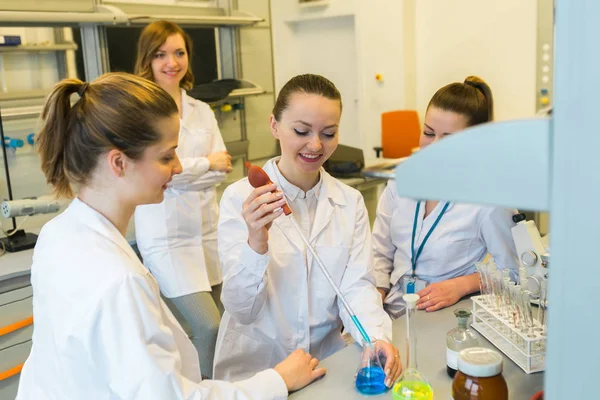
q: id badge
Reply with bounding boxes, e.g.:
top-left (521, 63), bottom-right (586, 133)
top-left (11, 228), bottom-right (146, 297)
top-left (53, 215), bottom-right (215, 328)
top-left (401, 275), bottom-right (427, 294)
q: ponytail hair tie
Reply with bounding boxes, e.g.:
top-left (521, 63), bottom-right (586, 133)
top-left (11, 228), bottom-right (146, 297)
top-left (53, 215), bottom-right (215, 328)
top-left (464, 80), bottom-right (480, 91)
top-left (78, 82), bottom-right (89, 97)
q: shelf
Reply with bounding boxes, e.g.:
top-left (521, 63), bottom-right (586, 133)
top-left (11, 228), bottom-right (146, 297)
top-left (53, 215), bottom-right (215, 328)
top-left (393, 118), bottom-right (550, 211)
top-left (228, 80), bottom-right (266, 98)
top-left (0, 105), bottom-right (42, 121)
top-left (221, 79), bottom-right (266, 99)
top-left (126, 14), bottom-right (262, 27)
top-left (0, 4), bottom-right (261, 27)
top-left (104, 2), bottom-right (263, 27)
top-left (0, 89), bottom-right (49, 102)
top-left (284, 12), bottom-right (354, 24)
top-left (0, 0), bottom-right (94, 13)
top-left (0, 43), bottom-right (78, 53)
top-left (0, 6), bottom-right (127, 26)
top-left (299, 1), bottom-right (331, 8)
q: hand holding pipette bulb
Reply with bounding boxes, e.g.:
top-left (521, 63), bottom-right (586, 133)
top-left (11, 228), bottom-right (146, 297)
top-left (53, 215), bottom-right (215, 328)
top-left (242, 162), bottom-right (291, 254)
top-left (243, 162), bottom-right (402, 389)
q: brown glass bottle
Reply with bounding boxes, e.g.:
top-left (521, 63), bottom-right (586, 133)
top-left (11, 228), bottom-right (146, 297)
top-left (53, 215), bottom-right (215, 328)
top-left (452, 348), bottom-right (508, 400)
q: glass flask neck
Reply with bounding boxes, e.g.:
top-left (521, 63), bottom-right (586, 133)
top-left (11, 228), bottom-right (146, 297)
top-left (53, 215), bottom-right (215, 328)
top-left (457, 316), bottom-right (470, 330)
top-left (406, 305), bottom-right (418, 370)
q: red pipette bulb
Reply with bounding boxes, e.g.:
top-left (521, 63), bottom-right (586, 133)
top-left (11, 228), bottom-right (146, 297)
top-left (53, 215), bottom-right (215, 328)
top-left (244, 162), bottom-right (292, 215)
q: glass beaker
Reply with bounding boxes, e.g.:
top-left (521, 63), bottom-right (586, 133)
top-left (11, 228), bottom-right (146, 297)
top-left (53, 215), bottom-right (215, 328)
top-left (392, 294), bottom-right (433, 400)
top-left (355, 340), bottom-right (388, 395)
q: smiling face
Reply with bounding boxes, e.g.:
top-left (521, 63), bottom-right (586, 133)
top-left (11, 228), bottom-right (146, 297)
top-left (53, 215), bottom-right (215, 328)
top-left (420, 106), bottom-right (470, 149)
top-left (150, 33), bottom-right (189, 91)
top-left (270, 92), bottom-right (341, 189)
top-left (126, 114), bottom-right (182, 205)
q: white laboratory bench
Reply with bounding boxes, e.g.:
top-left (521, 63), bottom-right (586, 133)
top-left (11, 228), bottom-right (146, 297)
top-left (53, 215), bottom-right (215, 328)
top-left (0, 249), bottom-right (33, 286)
top-left (289, 297), bottom-right (544, 400)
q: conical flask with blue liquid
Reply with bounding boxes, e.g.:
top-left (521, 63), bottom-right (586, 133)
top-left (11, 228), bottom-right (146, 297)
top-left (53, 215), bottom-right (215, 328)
top-left (355, 340), bottom-right (389, 395)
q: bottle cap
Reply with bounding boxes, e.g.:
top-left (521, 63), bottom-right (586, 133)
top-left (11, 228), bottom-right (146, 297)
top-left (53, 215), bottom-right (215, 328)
top-left (457, 347), bottom-right (503, 378)
top-left (402, 294), bottom-right (420, 309)
top-left (454, 308), bottom-right (471, 319)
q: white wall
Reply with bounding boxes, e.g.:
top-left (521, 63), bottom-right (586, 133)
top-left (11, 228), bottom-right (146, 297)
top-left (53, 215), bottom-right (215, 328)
top-left (270, 0), bottom-right (408, 158)
top-left (354, 1), bottom-right (411, 156)
top-left (271, 0), bottom-right (539, 159)
top-left (270, 0), bottom-right (360, 148)
top-left (415, 0), bottom-right (538, 122)
top-left (271, 0), bottom-right (356, 95)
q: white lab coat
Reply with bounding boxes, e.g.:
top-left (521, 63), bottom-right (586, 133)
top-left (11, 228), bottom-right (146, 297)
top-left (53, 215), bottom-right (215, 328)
top-left (213, 158), bottom-right (392, 381)
top-left (17, 198), bottom-right (288, 400)
top-left (372, 179), bottom-right (519, 316)
top-left (135, 89), bottom-right (226, 298)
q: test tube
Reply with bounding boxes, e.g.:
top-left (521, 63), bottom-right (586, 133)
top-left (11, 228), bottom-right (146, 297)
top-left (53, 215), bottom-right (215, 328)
top-left (483, 263), bottom-right (494, 305)
top-left (476, 262), bottom-right (490, 304)
top-left (538, 279), bottom-right (548, 336)
top-left (521, 289), bottom-right (537, 339)
top-left (512, 285), bottom-right (526, 333)
top-left (505, 281), bottom-right (520, 342)
top-left (507, 282), bottom-right (518, 327)
top-left (493, 271), bottom-right (504, 312)
top-left (487, 269), bottom-right (499, 311)
top-left (501, 277), bottom-right (513, 319)
top-left (519, 266), bottom-right (529, 286)
top-left (501, 270), bottom-right (512, 309)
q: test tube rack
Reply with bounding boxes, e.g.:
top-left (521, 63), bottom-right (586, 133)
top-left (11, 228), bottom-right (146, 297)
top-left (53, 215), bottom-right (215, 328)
top-left (470, 295), bottom-right (545, 374)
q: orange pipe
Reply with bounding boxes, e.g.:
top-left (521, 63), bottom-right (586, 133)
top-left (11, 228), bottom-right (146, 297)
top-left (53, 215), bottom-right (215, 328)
top-left (0, 316), bottom-right (33, 337)
top-left (0, 363), bottom-right (24, 381)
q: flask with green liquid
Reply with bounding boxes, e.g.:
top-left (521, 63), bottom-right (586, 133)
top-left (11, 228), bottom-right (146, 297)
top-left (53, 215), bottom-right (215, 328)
top-left (391, 294), bottom-right (433, 400)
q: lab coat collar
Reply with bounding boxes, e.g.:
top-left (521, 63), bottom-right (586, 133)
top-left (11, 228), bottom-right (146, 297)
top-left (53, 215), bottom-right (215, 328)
top-left (271, 160), bottom-right (323, 202)
top-left (263, 158), bottom-right (346, 255)
top-left (180, 89), bottom-right (197, 127)
top-left (68, 198), bottom-right (140, 264)
top-left (262, 157), bottom-right (346, 206)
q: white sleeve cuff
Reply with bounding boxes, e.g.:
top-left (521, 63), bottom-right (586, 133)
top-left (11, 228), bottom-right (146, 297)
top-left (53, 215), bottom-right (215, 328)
top-left (240, 243), bottom-right (270, 279)
top-left (238, 369), bottom-right (288, 400)
top-left (372, 269), bottom-right (392, 290)
top-left (196, 157), bottom-right (210, 174)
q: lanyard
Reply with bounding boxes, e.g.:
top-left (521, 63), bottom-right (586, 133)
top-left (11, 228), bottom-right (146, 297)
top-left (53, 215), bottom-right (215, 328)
top-left (410, 201), bottom-right (450, 277)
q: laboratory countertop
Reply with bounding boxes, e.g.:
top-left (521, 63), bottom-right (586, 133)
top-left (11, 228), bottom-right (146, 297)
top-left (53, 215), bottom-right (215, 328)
top-left (289, 298), bottom-right (544, 400)
top-left (361, 157), bottom-right (406, 179)
top-left (0, 247), bottom-right (33, 282)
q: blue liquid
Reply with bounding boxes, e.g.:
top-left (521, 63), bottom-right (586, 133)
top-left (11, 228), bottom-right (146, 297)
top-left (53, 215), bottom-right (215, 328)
top-left (355, 366), bottom-right (388, 395)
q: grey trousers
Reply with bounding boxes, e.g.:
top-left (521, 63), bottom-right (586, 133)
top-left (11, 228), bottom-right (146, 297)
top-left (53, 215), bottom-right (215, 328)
top-left (169, 284), bottom-right (223, 379)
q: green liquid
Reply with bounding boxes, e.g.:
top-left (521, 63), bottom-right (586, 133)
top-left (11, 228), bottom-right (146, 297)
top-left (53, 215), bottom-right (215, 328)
top-left (391, 381), bottom-right (433, 400)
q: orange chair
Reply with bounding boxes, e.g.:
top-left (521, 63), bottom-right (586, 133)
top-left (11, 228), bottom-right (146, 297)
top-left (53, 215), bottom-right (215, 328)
top-left (374, 110), bottom-right (421, 158)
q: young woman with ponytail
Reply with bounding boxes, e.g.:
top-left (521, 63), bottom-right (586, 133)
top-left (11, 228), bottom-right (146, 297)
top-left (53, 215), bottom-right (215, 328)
top-left (16, 73), bottom-right (324, 400)
top-left (371, 76), bottom-right (519, 318)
